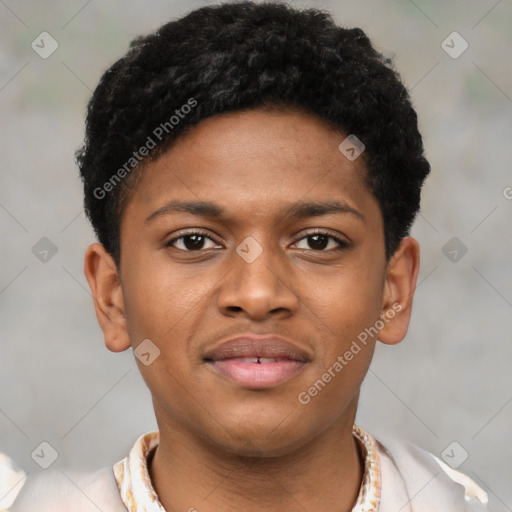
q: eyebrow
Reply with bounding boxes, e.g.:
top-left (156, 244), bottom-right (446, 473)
top-left (144, 199), bottom-right (364, 224)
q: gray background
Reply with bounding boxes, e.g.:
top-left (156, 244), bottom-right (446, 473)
top-left (1, 0), bottom-right (511, 509)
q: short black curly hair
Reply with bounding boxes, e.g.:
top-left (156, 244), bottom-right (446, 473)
top-left (76, 0), bottom-right (430, 267)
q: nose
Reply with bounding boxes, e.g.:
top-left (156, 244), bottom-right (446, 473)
top-left (216, 237), bottom-right (299, 321)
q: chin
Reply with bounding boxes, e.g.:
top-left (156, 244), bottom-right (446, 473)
top-left (200, 410), bottom-right (313, 459)
top-left (214, 432), bottom-right (309, 459)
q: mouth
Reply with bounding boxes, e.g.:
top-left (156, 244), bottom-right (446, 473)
top-left (203, 334), bottom-right (310, 389)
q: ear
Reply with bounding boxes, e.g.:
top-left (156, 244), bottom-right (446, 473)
top-left (378, 236), bottom-right (421, 345)
top-left (83, 243), bottom-right (131, 352)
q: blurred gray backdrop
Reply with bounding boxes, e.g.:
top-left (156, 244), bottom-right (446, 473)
top-left (1, 0), bottom-right (511, 509)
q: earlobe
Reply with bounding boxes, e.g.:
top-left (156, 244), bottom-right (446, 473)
top-left (378, 237), bottom-right (421, 346)
top-left (83, 243), bottom-right (132, 352)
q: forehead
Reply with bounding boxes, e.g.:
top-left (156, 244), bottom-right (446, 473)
top-left (122, 108), bottom-right (380, 228)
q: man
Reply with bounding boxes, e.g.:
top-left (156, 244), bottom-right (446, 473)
top-left (2, 1), bottom-right (489, 510)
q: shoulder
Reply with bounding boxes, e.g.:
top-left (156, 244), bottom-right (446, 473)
top-left (0, 452), bottom-right (126, 512)
top-left (0, 453), bottom-right (25, 510)
top-left (375, 435), bottom-right (489, 511)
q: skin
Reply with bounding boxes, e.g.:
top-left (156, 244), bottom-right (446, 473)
top-left (84, 107), bottom-right (420, 512)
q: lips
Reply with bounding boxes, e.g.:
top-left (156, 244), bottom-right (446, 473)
top-left (204, 333), bottom-right (310, 389)
top-left (204, 335), bottom-right (310, 363)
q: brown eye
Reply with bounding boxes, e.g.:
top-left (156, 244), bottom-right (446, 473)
top-left (295, 231), bottom-right (349, 251)
top-left (166, 231), bottom-right (221, 251)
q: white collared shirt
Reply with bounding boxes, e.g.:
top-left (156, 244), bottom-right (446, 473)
top-left (3, 425), bottom-right (489, 511)
top-left (113, 425), bottom-right (381, 511)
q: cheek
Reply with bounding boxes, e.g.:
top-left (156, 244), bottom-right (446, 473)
top-left (300, 260), bottom-right (384, 404)
top-left (306, 262), bottom-right (384, 340)
top-left (297, 280), bottom-right (379, 416)
top-left (120, 255), bottom-right (214, 395)
top-left (121, 252), bottom-right (196, 342)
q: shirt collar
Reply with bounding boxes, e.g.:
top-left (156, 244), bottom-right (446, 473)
top-left (113, 424), bottom-right (381, 512)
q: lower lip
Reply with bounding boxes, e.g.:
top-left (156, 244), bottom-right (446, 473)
top-left (208, 359), bottom-right (306, 389)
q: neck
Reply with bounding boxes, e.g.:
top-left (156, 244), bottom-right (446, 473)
top-left (148, 415), bottom-right (364, 512)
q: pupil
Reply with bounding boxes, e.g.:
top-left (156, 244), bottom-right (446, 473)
top-left (309, 234), bottom-right (328, 250)
top-left (185, 235), bottom-right (204, 250)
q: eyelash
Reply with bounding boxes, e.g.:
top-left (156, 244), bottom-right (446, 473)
top-left (165, 229), bottom-right (349, 252)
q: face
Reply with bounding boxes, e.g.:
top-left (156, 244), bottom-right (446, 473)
top-left (86, 108), bottom-right (418, 457)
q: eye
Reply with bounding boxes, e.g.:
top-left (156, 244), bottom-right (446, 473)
top-left (294, 230), bottom-right (349, 252)
top-left (165, 229), bottom-right (350, 253)
top-left (165, 230), bottom-right (222, 251)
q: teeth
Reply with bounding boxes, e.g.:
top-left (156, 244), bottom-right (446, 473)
top-left (231, 357), bottom-right (282, 363)
top-left (239, 357), bottom-right (259, 363)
